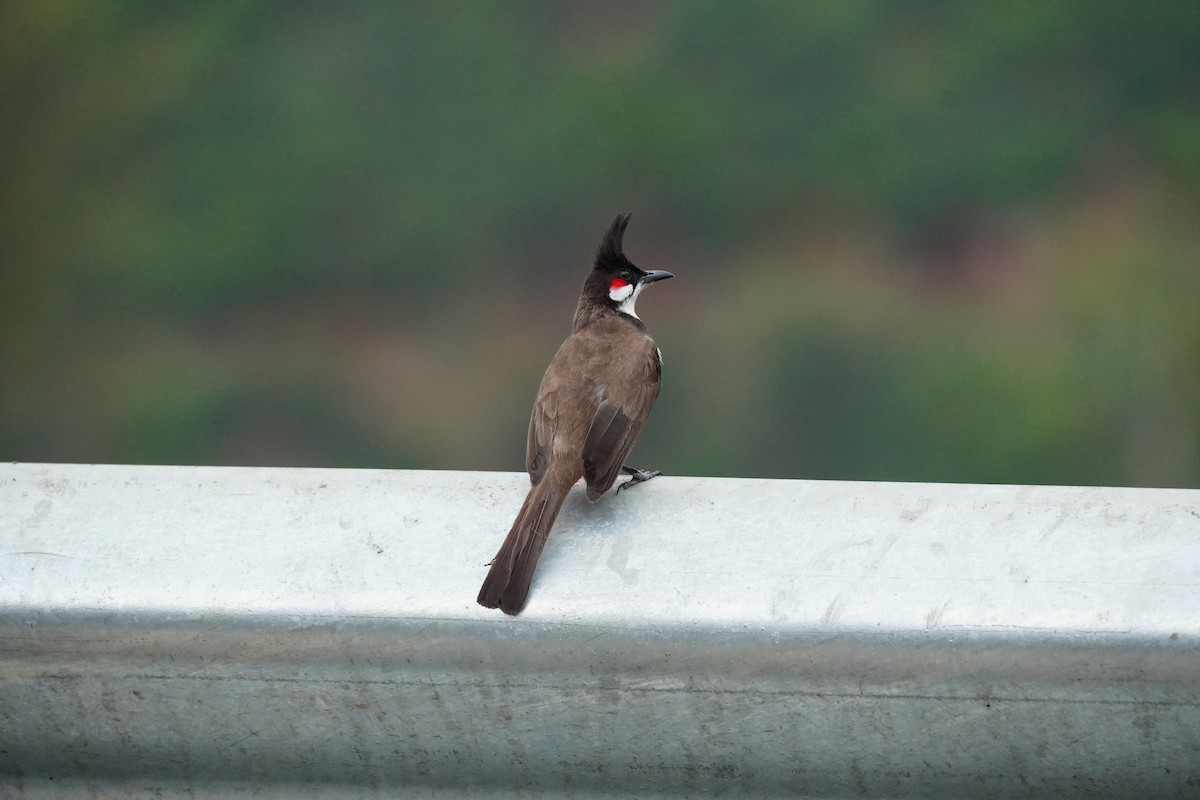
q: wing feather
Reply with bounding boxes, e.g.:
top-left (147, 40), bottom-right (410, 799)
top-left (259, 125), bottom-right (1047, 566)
top-left (582, 343), bottom-right (662, 500)
top-left (526, 405), bottom-right (550, 485)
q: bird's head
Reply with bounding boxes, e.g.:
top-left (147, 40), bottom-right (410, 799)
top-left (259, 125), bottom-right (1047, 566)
top-left (585, 214), bottom-right (673, 319)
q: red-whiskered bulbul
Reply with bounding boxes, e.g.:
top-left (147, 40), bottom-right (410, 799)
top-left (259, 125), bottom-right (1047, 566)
top-left (477, 214), bottom-right (673, 615)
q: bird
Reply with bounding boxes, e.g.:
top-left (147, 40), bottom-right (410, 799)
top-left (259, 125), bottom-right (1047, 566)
top-left (477, 214), bottom-right (673, 615)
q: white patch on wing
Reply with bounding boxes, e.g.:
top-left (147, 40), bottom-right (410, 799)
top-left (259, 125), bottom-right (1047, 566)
top-left (613, 281), bottom-right (646, 319)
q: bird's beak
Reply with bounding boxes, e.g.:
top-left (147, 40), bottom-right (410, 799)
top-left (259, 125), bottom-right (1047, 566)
top-left (640, 270), bottom-right (674, 284)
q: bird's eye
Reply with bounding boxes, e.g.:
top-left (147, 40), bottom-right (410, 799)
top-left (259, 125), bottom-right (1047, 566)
top-left (620, 270), bottom-right (632, 281)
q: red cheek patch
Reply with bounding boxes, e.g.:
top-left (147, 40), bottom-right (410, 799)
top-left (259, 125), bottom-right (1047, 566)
top-left (610, 277), bottom-right (629, 290)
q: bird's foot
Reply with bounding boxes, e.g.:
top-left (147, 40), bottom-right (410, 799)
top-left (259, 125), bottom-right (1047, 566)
top-left (617, 466), bottom-right (662, 493)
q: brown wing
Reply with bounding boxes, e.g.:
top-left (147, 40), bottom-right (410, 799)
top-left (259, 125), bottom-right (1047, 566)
top-left (581, 343), bottom-right (662, 500)
top-left (525, 336), bottom-right (591, 485)
top-left (525, 405), bottom-right (550, 485)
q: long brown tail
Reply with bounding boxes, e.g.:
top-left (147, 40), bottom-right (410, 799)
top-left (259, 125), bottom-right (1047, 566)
top-left (477, 479), bottom-right (569, 615)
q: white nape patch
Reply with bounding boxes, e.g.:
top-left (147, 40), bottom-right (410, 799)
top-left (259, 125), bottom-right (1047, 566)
top-left (611, 281), bottom-right (646, 319)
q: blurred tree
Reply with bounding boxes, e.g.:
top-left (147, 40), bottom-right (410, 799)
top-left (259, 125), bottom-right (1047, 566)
top-left (1, 2), bottom-right (1197, 485)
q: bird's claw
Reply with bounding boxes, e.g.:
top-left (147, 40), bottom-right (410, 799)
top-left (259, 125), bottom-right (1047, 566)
top-left (617, 468), bottom-right (662, 493)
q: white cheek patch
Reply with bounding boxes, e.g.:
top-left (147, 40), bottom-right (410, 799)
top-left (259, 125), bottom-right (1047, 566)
top-left (612, 281), bottom-right (645, 319)
top-left (608, 281), bottom-right (634, 304)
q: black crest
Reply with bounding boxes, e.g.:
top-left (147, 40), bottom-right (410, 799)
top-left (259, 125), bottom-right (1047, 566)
top-left (595, 213), bottom-right (634, 272)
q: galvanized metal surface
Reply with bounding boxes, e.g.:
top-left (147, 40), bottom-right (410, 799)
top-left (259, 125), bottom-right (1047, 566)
top-left (1, 462), bottom-right (1198, 798)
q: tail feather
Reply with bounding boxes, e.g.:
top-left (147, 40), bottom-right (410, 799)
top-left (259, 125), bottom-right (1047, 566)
top-left (477, 481), bottom-right (568, 615)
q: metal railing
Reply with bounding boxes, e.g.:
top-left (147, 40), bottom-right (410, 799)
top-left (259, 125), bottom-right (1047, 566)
top-left (2, 462), bottom-right (1198, 797)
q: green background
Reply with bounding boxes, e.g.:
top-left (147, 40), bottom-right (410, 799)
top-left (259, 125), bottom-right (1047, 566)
top-left (3, 2), bottom-right (1198, 487)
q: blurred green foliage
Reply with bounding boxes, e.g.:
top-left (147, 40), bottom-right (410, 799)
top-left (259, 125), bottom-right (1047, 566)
top-left (2, 2), bottom-right (1198, 486)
